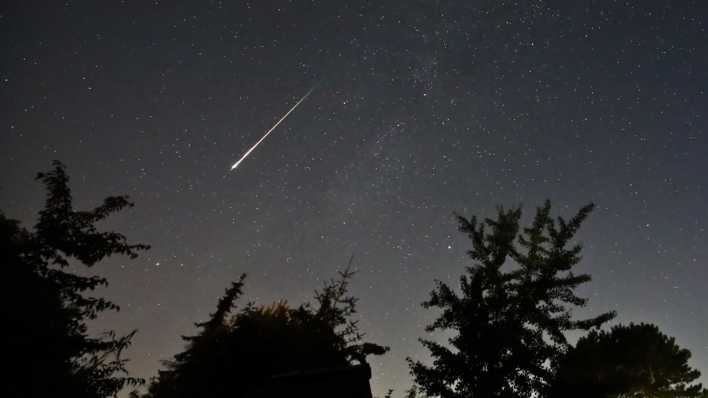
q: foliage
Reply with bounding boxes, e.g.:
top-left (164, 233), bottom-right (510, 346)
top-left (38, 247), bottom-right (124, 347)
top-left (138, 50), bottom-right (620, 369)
top-left (2, 161), bottom-right (149, 398)
top-left (145, 265), bottom-right (388, 398)
top-left (550, 322), bottom-right (708, 398)
top-left (409, 200), bottom-right (615, 398)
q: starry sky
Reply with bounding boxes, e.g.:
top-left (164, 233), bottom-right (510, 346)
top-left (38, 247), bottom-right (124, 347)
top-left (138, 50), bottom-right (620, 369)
top-left (1, 1), bottom-right (707, 395)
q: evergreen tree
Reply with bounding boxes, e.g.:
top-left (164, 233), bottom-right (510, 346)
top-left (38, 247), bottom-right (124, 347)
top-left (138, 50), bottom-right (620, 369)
top-left (2, 161), bottom-right (149, 398)
top-left (409, 201), bottom-right (615, 398)
top-left (146, 275), bottom-right (247, 398)
top-left (550, 323), bottom-right (708, 398)
top-left (146, 265), bottom-right (387, 398)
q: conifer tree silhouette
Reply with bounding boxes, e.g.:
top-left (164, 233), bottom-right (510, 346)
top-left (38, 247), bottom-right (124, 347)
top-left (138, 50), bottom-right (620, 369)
top-left (146, 265), bottom-right (387, 398)
top-left (409, 201), bottom-right (614, 398)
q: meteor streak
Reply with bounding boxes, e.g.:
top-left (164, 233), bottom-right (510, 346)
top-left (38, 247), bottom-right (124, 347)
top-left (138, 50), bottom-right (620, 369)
top-left (230, 87), bottom-right (315, 171)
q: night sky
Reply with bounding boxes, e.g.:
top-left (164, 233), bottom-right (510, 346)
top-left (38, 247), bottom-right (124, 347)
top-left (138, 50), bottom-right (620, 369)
top-left (2, 1), bottom-right (707, 395)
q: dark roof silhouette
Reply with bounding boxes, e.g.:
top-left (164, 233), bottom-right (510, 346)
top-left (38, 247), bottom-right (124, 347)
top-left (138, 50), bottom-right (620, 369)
top-left (244, 363), bottom-right (373, 398)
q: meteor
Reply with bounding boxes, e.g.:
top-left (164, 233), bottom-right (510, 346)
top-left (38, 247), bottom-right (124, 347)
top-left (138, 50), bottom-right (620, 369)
top-left (230, 87), bottom-right (315, 171)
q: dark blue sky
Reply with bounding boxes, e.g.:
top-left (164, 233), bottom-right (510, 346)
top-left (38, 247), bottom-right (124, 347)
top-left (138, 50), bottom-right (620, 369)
top-left (2, 1), bottom-right (707, 395)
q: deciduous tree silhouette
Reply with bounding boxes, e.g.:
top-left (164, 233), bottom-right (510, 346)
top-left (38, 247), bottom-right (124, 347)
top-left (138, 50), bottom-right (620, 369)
top-left (145, 266), bottom-right (387, 398)
top-left (2, 161), bottom-right (149, 398)
top-left (549, 322), bottom-right (708, 398)
top-left (408, 201), bottom-right (615, 398)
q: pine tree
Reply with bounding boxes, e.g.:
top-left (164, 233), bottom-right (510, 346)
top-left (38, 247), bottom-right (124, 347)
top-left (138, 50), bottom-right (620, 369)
top-left (3, 161), bottom-right (149, 398)
top-left (146, 275), bottom-right (247, 398)
top-left (145, 265), bottom-right (387, 398)
top-left (409, 201), bottom-right (615, 398)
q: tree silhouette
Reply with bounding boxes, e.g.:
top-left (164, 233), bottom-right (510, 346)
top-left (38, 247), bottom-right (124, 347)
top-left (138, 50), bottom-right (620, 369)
top-left (145, 275), bottom-right (249, 398)
top-left (408, 201), bottom-right (615, 398)
top-left (145, 266), bottom-right (387, 398)
top-left (550, 323), bottom-right (708, 398)
top-left (2, 161), bottom-right (149, 398)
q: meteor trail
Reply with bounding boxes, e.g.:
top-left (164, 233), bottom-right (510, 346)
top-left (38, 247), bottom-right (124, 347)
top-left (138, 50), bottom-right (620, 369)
top-left (230, 87), bottom-right (315, 171)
